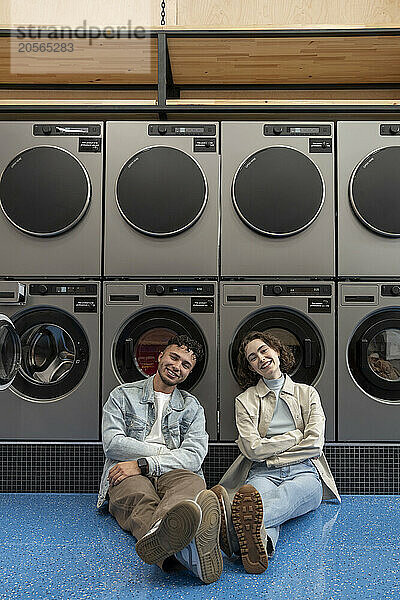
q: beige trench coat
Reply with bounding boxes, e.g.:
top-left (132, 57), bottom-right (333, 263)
top-left (219, 375), bottom-right (341, 503)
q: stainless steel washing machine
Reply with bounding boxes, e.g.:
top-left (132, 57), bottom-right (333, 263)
top-left (219, 281), bottom-right (335, 441)
top-left (0, 280), bottom-right (100, 440)
top-left (0, 122), bottom-right (103, 277)
top-left (102, 281), bottom-right (218, 439)
top-left (338, 282), bottom-right (400, 441)
top-left (104, 122), bottom-right (219, 278)
top-left (338, 121), bottom-right (400, 277)
top-left (221, 122), bottom-right (335, 278)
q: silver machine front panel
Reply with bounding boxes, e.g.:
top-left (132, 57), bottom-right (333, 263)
top-left (102, 281), bottom-right (218, 440)
top-left (0, 122), bottom-right (103, 277)
top-left (221, 122), bottom-right (335, 277)
top-left (104, 122), bottom-right (220, 277)
top-left (0, 281), bottom-right (100, 440)
top-left (338, 282), bottom-right (400, 441)
top-left (338, 121), bottom-right (400, 277)
top-left (219, 281), bottom-right (335, 441)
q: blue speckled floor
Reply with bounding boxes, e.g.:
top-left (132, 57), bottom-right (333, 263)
top-left (0, 494), bottom-right (399, 600)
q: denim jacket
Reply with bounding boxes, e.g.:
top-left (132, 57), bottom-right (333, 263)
top-left (97, 375), bottom-right (208, 508)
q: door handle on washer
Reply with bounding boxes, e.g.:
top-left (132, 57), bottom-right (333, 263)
top-left (124, 338), bottom-right (134, 370)
top-left (304, 338), bottom-right (314, 368)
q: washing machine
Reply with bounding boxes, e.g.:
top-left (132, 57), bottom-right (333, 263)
top-left (104, 122), bottom-right (219, 278)
top-left (220, 122), bottom-right (335, 278)
top-left (102, 281), bottom-right (218, 439)
top-left (338, 282), bottom-right (400, 441)
top-left (0, 280), bottom-right (100, 440)
top-left (0, 122), bottom-right (103, 277)
top-left (338, 121), bottom-right (400, 277)
top-left (219, 281), bottom-right (335, 441)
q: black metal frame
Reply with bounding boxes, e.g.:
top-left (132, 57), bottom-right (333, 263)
top-left (0, 28), bottom-right (400, 114)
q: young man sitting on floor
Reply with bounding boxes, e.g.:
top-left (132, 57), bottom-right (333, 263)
top-left (97, 334), bottom-right (222, 584)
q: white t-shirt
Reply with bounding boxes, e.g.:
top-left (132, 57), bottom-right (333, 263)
top-left (145, 391), bottom-right (171, 445)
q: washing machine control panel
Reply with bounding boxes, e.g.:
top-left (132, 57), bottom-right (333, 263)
top-left (381, 285), bottom-right (400, 296)
top-left (263, 284), bottom-right (332, 296)
top-left (146, 284), bottom-right (214, 296)
top-left (33, 124), bottom-right (101, 136)
top-left (264, 124), bottom-right (331, 136)
top-left (29, 284), bottom-right (98, 296)
top-left (148, 124), bottom-right (216, 136)
top-left (380, 124), bottom-right (400, 135)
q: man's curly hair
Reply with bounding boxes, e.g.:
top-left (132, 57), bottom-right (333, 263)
top-left (165, 334), bottom-right (204, 363)
top-left (236, 330), bottom-right (295, 390)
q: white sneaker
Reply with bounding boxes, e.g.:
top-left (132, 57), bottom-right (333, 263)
top-left (175, 490), bottom-right (223, 584)
top-left (136, 500), bottom-right (201, 565)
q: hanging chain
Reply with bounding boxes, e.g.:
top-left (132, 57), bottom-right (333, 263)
top-left (160, 1), bottom-right (166, 26)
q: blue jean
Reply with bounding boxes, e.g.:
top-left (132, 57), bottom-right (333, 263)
top-left (245, 459), bottom-right (323, 556)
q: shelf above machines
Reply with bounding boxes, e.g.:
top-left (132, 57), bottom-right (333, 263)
top-left (0, 27), bottom-right (400, 113)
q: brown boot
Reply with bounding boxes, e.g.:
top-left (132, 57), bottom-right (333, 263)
top-left (231, 484), bottom-right (268, 574)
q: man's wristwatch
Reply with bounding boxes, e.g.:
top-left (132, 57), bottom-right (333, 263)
top-left (137, 458), bottom-right (149, 476)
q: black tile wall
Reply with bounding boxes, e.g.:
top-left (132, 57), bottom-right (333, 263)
top-left (324, 445), bottom-right (400, 495)
top-left (0, 444), bottom-right (104, 493)
top-left (0, 443), bottom-right (399, 494)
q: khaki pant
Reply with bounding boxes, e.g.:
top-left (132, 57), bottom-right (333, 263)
top-left (108, 468), bottom-right (206, 542)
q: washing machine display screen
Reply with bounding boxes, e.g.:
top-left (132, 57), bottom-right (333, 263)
top-left (19, 324), bottom-right (75, 384)
top-left (116, 147), bottom-right (207, 236)
top-left (0, 321), bottom-right (21, 387)
top-left (289, 127), bottom-right (320, 134)
top-left (0, 147), bottom-right (91, 236)
top-left (350, 147), bottom-right (400, 237)
top-left (134, 328), bottom-right (175, 377)
top-left (233, 147), bottom-right (324, 236)
top-left (367, 329), bottom-right (400, 382)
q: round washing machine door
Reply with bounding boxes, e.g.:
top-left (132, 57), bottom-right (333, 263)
top-left (350, 146), bottom-right (400, 237)
top-left (348, 308), bottom-right (400, 403)
top-left (230, 307), bottom-right (324, 385)
top-left (232, 146), bottom-right (324, 236)
top-left (113, 307), bottom-right (207, 391)
top-left (0, 146), bottom-right (91, 236)
top-left (116, 146), bottom-right (207, 236)
top-left (0, 314), bottom-right (21, 391)
top-left (10, 308), bottom-right (90, 402)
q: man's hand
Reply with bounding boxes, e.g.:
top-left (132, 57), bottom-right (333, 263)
top-left (108, 460), bottom-right (141, 486)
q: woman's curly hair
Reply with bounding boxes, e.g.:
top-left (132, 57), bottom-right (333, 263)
top-left (236, 330), bottom-right (295, 390)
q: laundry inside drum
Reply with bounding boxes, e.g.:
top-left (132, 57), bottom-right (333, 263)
top-left (133, 327), bottom-right (176, 377)
top-left (367, 329), bottom-right (400, 382)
